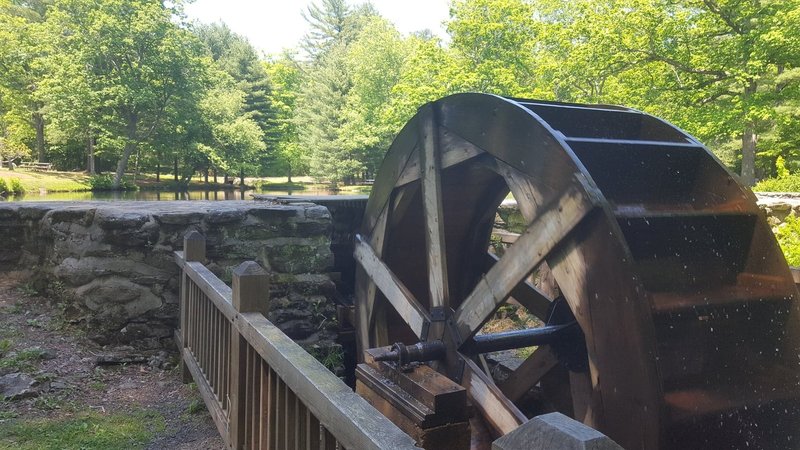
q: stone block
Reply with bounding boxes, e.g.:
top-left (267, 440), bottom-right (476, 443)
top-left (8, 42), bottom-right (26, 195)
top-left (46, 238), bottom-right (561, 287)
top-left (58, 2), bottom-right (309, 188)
top-left (492, 413), bottom-right (623, 450)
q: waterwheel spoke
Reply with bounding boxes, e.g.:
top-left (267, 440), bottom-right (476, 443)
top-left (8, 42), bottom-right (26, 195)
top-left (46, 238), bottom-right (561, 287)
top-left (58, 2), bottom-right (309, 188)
top-left (418, 104), bottom-right (450, 315)
top-left (498, 345), bottom-right (559, 403)
top-left (453, 182), bottom-right (598, 341)
top-left (485, 252), bottom-right (552, 321)
top-left (460, 356), bottom-right (527, 435)
top-left (354, 234), bottom-right (431, 339)
top-left (356, 204), bottom-right (390, 351)
top-left (396, 126), bottom-right (485, 187)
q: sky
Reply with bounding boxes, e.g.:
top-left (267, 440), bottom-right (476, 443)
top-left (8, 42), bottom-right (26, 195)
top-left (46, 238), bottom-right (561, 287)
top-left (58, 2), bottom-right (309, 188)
top-left (184, 0), bottom-right (451, 57)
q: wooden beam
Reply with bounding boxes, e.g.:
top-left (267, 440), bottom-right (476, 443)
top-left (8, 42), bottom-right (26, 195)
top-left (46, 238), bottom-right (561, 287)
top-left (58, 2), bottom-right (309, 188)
top-left (354, 234), bottom-right (431, 339)
top-left (498, 345), bottom-right (559, 403)
top-left (396, 125), bottom-right (485, 187)
top-left (454, 183), bottom-right (598, 340)
top-left (356, 205), bottom-right (390, 352)
top-left (569, 371), bottom-right (594, 423)
top-left (418, 105), bottom-right (450, 322)
top-left (460, 356), bottom-right (527, 435)
top-left (485, 252), bottom-right (553, 321)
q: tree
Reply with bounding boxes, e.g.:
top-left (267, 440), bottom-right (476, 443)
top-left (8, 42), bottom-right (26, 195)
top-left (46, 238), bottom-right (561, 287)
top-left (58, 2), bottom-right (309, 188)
top-left (0, 0), bottom-right (51, 163)
top-left (531, 0), bottom-right (800, 185)
top-left (340, 16), bottom-right (409, 176)
top-left (301, 0), bottom-right (352, 61)
top-left (447, 0), bottom-right (538, 95)
top-left (194, 23), bottom-right (276, 154)
top-left (47, 0), bottom-right (210, 188)
top-left (295, 0), bottom-right (378, 185)
top-left (264, 53), bottom-right (306, 181)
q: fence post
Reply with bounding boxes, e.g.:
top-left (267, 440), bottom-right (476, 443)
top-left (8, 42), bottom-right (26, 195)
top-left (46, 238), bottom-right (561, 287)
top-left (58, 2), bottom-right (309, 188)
top-left (229, 261), bottom-right (271, 450)
top-left (180, 231), bottom-right (206, 383)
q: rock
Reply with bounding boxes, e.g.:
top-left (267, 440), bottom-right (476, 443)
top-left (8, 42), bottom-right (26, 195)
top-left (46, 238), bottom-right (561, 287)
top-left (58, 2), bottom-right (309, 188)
top-left (39, 348), bottom-right (58, 360)
top-left (55, 257), bottom-right (171, 287)
top-left (0, 373), bottom-right (39, 400)
top-left (76, 276), bottom-right (162, 321)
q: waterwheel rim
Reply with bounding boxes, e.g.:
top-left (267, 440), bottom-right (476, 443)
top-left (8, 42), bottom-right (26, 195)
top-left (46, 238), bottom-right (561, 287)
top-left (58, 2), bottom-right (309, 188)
top-left (355, 93), bottom-right (800, 449)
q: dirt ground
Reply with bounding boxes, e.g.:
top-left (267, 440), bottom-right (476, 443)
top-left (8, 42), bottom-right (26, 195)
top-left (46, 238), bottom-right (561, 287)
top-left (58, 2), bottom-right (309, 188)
top-left (0, 271), bottom-right (224, 449)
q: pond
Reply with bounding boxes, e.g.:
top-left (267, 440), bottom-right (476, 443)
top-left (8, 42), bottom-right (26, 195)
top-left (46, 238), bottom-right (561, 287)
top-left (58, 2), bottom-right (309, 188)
top-left (0, 187), bottom-right (362, 202)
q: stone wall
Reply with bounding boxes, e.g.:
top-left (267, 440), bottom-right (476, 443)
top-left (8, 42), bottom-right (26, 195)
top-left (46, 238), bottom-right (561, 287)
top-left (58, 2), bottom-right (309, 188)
top-left (0, 201), bottom-right (337, 351)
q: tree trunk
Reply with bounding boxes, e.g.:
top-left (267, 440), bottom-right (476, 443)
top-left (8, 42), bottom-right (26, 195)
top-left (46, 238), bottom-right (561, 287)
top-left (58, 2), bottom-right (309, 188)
top-left (213, 168), bottom-right (218, 184)
top-left (204, 168), bottom-right (209, 184)
top-left (156, 161), bottom-right (160, 182)
top-left (174, 156), bottom-right (178, 182)
top-left (113, 115), bottom-right (138, 189)
top-left (113, 141), bottom-right (137, 189)
top-left (742, 124), bottom-right (757, 186)
top-left (740, 80), bottom-right (757, 186)
top-left (240, 168), bottom-right (245, 186)
top-left (133, 148), bottom-right (141, 181)
top-left (33, 112), bottom-right (45, 163)
top-left (287, 168), bottom-right (292, 183)
top-left (86, 136), bottom-right (95, 175)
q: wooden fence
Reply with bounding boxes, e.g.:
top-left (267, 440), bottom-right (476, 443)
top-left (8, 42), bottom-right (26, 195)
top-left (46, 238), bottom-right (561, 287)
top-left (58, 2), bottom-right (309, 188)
top-left (174, 231), bottom-right (421, 450)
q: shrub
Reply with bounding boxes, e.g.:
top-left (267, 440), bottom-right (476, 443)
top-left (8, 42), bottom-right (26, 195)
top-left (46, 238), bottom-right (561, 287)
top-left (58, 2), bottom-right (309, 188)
top-left (88, 174), bottom-right (138, 191)
top-left (0, 178), bottom-right (7, 195)
top-left (753, 173), bottom-right (800, 192)
top-left (775, 213), bottom-right (800, 267)
top-left (9, 177), bottom-right (24, 195)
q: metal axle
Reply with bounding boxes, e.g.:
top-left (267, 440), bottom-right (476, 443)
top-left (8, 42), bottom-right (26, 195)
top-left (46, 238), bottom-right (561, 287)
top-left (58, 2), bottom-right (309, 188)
top-left (373, 341), bottom-right (447, 366)
top-left (462, 322), bottom-right (578, 354)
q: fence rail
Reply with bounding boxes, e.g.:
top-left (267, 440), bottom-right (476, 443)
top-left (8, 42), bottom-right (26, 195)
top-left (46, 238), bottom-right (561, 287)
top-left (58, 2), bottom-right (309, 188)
top-left (174, 231), bottom-right (421, 450)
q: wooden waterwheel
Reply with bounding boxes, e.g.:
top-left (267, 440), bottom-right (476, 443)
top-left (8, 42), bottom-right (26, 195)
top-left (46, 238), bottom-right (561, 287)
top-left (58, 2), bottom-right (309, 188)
top-left (354, 93), bottom-right (800, 449)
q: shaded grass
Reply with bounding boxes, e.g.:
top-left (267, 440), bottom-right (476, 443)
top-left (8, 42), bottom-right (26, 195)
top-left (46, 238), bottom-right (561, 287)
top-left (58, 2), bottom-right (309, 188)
top-left (0, 410), bottom-right (165, 450)
top-left (0, 347), bottom-right (46, 374)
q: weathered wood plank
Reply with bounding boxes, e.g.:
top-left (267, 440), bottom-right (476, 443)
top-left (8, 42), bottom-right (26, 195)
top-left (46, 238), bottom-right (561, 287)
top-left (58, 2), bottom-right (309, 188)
top-left (236, 312), bottom-right (421, 450)
top-left (460, 357), bottom-right (526, 435)
top-left (184, 261), bottom-right (236, 320)
top-left (499, 345), bottom-right (559, 403)
top-left (356, 205), bottom-right (390, 356)
top-left (418, 105), bottom-right (450, 334)
top-left (354, 234), bottom-right (431, 339)
top-left (395, 126), bottom-right (485, 187)
top-left (485, 252), bottom-right (552, 320)
top-left (454, 183), bottom-right (598, 340)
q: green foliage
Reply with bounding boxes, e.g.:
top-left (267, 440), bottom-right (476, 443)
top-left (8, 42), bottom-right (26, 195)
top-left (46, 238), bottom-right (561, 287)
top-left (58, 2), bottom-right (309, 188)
top-left (186, 399), bottom-right (204, 415)
top-left (0, 410), bottom-right (165, 450)
top-left (754, 174), bottom-right (800, 192)
top-left (0, 178), bottom-right (7, 195)
top-left (0, 347), bottom-right (46, 373)
top-left (87, 174), bottom-right (137, 192)
top-left (775, 214), bottom-right (800, 267)
top-left (3, 0), bottom-right (800, 187)
top-left (8, 178), bottom-right (23, 195)
top-left (306, 344), bottom-right (344, 374)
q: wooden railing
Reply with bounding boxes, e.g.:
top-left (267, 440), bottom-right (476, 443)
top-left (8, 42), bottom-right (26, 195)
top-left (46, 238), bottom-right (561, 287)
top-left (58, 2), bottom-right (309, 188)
top-left (174, 231), bottom-right (421, 450)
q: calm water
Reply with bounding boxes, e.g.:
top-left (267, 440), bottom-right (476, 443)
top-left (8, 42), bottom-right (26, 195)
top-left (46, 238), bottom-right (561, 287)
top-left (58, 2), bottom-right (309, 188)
top-left (1, 188), bottom-right (357, 202)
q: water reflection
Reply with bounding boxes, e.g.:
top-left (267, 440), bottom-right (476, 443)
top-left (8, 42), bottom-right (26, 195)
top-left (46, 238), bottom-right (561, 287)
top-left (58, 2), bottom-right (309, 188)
top-left (1, 188), bottom-right (357, 202)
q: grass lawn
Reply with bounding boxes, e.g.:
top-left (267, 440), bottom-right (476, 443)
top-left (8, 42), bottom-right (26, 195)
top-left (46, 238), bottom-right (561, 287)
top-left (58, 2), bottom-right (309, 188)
top-left (0, 169), bottom-right (93, 193)
top-left (0, 169), bottom-right (374, 195)
top-left (0, 410), bottom-right (165, 450)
